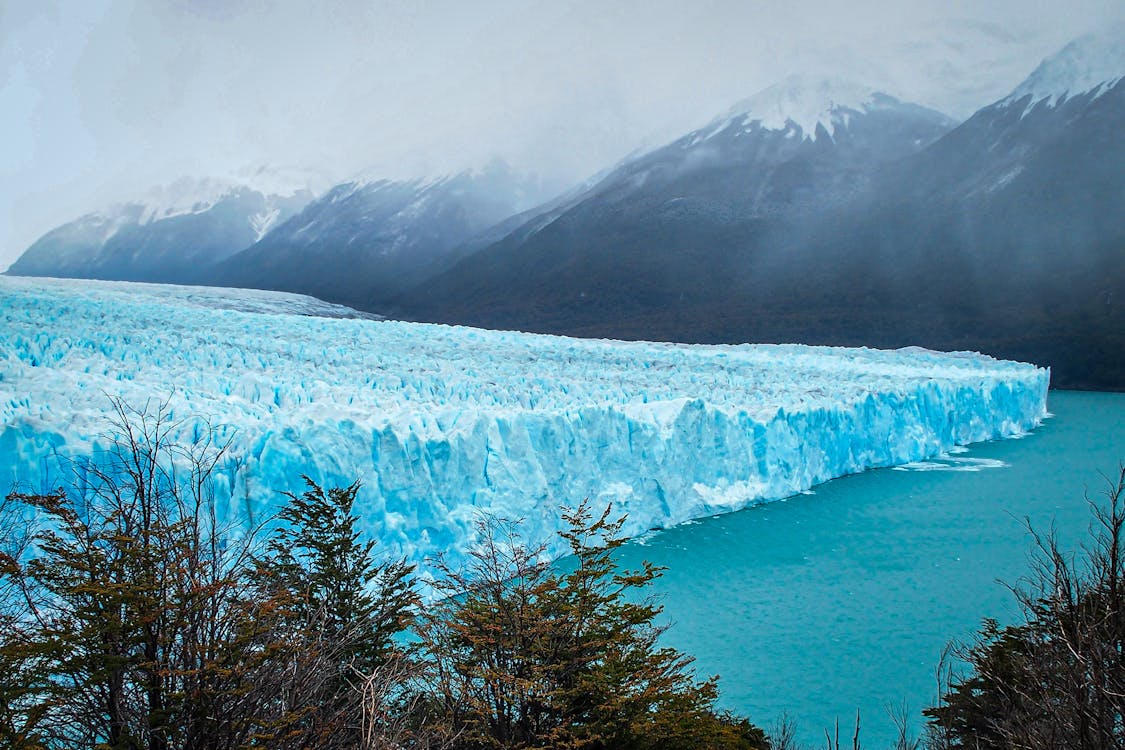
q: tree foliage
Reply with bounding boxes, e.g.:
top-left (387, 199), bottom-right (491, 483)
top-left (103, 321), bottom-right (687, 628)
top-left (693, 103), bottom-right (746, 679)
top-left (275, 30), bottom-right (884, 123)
top-left (0, 401), bottom-right (419, 750)
top-left (251, 478), bottom-right (418, 749)
top-left (415, 501), bottom-right (768, 750)
top-left (0, 399), bottom-right (764, 750)
top-left (0, 399), bottom-right (274, 749)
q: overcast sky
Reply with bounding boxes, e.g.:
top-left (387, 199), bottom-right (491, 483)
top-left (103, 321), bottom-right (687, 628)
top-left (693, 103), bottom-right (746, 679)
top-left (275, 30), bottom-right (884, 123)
top-left (2, 0), bottom-right (1123, 270)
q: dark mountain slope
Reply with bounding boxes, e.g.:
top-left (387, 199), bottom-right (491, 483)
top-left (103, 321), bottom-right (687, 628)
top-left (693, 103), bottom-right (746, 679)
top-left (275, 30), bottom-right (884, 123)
top-left (208, 162), bottom-right (555, 310)
top-left (397, 79), bottom-right (954, 327)
top-left (8, 181), bottom-right (312, 284)
top-left (757, 79), bottom-right (1125, 388)
top-left (396, 52), bottom-right (1125, 389)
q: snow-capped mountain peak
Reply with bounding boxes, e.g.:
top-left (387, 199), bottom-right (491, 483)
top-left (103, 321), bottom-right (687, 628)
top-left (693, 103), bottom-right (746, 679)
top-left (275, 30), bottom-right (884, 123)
top-left (1004, 27), bottom-right (1125, 113)
top-left (231, 163), bottom-right (329, 198)
top-left (129, 168), bottom-right (320, 226)
top-left (719, 75), bottom-right (886, 141)
top-left (134, 176), bottom-right (242, 225)
top-left (9, 171), bottom-right (318, 283)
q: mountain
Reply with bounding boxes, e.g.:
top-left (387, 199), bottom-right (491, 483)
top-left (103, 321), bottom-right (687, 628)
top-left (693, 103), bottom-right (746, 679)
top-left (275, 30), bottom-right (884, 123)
top-left (1004, 29), bottom-right (1124, 112)
top-left (8, 174), bottom-right (315, 284)
top-left (580, 76), bottom-right (955, 221)
top-left (395, 76), bottom-right (956, 334)
top-left (207, 161), bottom-right (558, 310)
top-left (397, 36), bottom-right (1125, 390)
top-left (785, 30), bottom-right (1125, 388)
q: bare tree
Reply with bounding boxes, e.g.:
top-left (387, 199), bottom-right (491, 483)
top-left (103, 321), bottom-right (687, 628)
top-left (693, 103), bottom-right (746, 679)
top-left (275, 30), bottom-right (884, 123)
top-left (925, 465), bottom-right (1125, 750)
top-left (885, 701), bottom-right (919, 750)
top-left (0, 397), bottom-right (275, 749)
top-left (769, 712), bottom-right (803, 750)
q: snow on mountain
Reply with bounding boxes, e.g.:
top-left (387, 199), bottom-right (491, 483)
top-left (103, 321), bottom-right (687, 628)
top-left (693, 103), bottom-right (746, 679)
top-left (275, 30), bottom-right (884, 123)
top-left (1004, 27), bottom-right (1125, 113)
top-left (0, 276), bottom-right (1049, 577)
top-left (127, 170), bottom-right (319, 226)
top-left (615, 75), bottom-right (954, 202)
top-left (132, 176), bottom-right (245, 225)
top-left (341, 167), bottom-right (451, 199)
top-left (7, 173), bottom-right (316, 283)
top-left (707, 75), bottom-right (887, 142)
top-left (249, 207), bottom-right (282, 241)
top-left (211, 161), bottom-right (560, 310)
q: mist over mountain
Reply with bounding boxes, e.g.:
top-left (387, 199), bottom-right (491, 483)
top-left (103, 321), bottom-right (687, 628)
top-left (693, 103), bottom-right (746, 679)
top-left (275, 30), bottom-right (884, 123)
top-left (393, 34), bottom-right (1125, 390)
top-left (205, 161), bottom-right (559, 310)
top-left (391, 78), bottom-right (955, 337)
top-left (8, 162), bottom-right (559, 312)
top-left (390, 77), bottom-right (955, 321)
top-left (8, 178), bottom-right (313, 284)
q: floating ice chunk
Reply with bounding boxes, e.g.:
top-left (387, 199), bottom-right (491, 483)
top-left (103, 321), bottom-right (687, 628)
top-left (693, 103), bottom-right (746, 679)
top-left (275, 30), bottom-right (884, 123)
top-left (896, 455), bottom-right (1009, 472)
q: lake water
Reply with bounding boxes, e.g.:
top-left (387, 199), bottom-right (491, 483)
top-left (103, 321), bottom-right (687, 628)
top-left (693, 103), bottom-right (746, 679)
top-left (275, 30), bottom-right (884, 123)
top-left (610, 390), bottom-right (1124, 747)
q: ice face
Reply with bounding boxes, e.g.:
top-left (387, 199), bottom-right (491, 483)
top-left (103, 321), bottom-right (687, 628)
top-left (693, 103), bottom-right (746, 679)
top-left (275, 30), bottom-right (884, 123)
top-left (0, 276), bottom-right (1049, 574)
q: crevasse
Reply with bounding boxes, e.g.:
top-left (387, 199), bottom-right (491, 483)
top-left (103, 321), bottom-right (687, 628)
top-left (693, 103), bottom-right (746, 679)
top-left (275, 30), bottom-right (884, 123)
top-left (0, 276), bottom-right (1049, 573)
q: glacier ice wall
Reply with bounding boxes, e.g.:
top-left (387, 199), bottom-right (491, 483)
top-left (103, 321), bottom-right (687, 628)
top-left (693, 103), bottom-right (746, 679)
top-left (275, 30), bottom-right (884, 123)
top-left (0, 276), bottom-right (1049, 572)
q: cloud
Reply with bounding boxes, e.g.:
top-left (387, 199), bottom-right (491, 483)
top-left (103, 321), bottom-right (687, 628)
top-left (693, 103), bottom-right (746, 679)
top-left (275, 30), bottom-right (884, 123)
top-left (2, 0), bottom-right (1123, 270)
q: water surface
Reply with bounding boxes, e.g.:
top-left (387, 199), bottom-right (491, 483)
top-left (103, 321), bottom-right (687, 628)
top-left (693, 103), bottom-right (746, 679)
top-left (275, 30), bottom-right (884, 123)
top-left (612, 391), bottom-right (1124, 746)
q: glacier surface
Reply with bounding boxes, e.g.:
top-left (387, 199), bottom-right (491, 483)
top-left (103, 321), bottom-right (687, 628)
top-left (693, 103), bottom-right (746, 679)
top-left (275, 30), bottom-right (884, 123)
top-left (0, 276), bottom-right (1049, 573)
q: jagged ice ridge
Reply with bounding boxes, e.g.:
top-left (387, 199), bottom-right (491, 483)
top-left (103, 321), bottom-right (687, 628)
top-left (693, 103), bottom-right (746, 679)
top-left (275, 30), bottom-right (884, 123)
top-left (0, 276), bottom-right (1049, 574)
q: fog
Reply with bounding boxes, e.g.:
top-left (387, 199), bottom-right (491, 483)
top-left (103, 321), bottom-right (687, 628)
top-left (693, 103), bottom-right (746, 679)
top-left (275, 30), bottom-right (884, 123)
top-left (3, 0), bottom-right (1123, 270)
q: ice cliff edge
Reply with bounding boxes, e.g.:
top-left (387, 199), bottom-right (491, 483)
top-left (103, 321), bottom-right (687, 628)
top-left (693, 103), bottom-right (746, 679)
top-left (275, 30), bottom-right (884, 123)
top-left (0, 277), bottom-right (1049, 573)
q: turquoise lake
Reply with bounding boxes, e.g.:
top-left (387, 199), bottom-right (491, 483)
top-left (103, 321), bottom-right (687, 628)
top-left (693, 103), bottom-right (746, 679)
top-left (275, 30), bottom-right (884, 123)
top-left (611, 390), bottom-right (1124, 747)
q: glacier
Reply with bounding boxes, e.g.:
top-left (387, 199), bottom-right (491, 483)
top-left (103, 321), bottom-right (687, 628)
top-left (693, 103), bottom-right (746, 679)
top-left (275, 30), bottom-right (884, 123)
top-left (0, 276), bottom-right (1049, 573)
